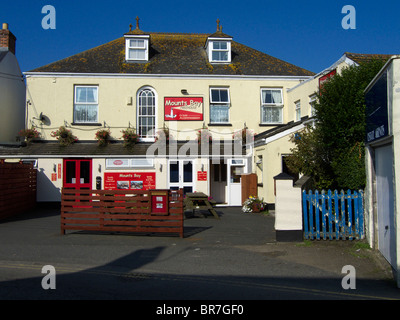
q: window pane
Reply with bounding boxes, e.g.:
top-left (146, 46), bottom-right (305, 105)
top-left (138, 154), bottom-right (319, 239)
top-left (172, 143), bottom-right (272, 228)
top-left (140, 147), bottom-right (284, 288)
top-left (183, 161), bottom-right (193, 182)
top-left (130, 39), bottom-right (145, 48)
top-left (211, 89), bottom-right (229, 103)
top-left (76, 87), bottom-right (97, 103)
top-left (262, 89), bottom-right (282, 104)
top-left (213, 41), bottom-right (227, 50)
top-left (169, 162), bottom-right (179, 183)
top-left (129, 49), bottom-right (145, 60)
top-left (212, 51), bottom-right (228, 61)
top-left (262, 106), bottom-right (282, 123)
top-left (74, 104), bottom-right (98, 123)
top-left (210, 105), bottom-right (229, 123)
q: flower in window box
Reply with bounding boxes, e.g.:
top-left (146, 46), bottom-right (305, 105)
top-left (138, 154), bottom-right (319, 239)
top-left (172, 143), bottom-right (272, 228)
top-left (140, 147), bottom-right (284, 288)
top-left (155, 127), bottom-right (172, 144)
top-left (95, 129), bottom-right (111, 146)
top-left (50, 126), bottom-right (78, 147)
top-left (18, 127), bottom-right (41, 144)
top-left (233, 128), bottom-right (254, 145)
top-left (121, 128), bottom-right (139, 147)
top-left (196, 128), bottom-right (212, 144)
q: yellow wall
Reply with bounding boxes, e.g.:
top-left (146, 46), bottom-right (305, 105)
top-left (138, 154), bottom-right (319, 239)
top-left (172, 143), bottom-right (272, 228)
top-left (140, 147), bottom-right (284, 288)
top-left (25, 75), bottom-right (306, 142)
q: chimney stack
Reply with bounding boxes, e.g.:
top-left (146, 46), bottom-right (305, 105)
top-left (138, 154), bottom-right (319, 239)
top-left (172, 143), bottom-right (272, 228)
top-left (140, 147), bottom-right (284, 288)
top-left (0, 22), bottom-right (16, 55)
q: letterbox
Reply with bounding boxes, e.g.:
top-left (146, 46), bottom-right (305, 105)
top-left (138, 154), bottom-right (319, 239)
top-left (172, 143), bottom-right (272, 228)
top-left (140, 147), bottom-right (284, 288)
top-left (150, 190), bottom-right (169, 215)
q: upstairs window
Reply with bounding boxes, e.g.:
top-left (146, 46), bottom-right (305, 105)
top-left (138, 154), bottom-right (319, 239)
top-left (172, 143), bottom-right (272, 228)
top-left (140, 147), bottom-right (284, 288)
top-left (137, 87), bottom-right (156, 141)
top-left (260, 88), bottom-right (283, 124)
top-left (295, 100), bottom-right (301, 122)
top-left (74, 85), bottom-right (98, 123)
top-left (125, 35), bottom-right (149, 61)
top-left (210, 88), bottom-right (230, 123)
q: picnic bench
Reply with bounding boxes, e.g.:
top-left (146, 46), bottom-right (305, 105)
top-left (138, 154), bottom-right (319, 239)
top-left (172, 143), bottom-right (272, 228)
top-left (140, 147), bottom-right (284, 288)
top-left (184, 192), bottom-right (219, 219)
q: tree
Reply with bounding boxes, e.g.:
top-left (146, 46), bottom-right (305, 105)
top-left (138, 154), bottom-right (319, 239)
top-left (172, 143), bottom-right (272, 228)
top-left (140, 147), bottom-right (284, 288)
top-left (286, 59), bottom-right (386, 190)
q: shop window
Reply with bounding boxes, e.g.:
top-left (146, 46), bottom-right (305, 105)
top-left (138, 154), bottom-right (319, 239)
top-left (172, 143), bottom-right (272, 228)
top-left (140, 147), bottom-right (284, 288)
top-left (210, 88), bottom-right (230, 123)
top-left (74, 86), bottom-right (98, 123)
top-left (260, 88), bottom-right (283, 124)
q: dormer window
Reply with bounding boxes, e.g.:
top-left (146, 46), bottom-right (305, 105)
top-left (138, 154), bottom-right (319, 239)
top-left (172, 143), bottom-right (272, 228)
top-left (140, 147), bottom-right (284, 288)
top-left (125, 35), bottom-right (149, 61)
top-left (206, 20), bottom-right (232, 64)
top-left (206, 38), bottom-right (232, 63)
top-left (124, 17), bottom-right (150, 62)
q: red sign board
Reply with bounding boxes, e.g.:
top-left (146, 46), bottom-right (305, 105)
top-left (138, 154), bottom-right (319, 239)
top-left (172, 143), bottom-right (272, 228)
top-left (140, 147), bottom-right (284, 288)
top-left (164, 97), bottom-right (203, 121)
top-left (319, 69), bottom-right (336, 92)
top-left (104, 172), bottom-right (156, 190)
top-left (197, 171), bottom-right (207, 181)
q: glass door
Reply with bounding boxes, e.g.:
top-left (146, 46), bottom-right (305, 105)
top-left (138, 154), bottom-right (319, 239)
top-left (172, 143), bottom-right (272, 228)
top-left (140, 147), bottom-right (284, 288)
top-left (168, 160), bottom-right (194, 195)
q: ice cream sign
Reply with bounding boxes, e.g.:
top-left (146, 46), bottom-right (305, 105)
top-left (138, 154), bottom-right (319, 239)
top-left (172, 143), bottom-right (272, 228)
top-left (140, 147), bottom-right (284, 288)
top-left (164, 97), bottom-right (203, 121)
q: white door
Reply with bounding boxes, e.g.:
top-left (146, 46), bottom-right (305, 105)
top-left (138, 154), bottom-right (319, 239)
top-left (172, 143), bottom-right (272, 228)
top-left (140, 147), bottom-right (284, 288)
top-left (228, 159), bottom-right (245, 206)
top-left (210, 161), bottom-right (227, 203)
top-left (168, 159), bottom-right (194, 195)
top-left (375, 144), bottom-right (396, 267)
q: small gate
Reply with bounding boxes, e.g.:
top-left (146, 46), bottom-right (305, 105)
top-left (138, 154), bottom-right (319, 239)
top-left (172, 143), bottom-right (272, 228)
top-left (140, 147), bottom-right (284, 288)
top-left (302, 189), bottom-right (364, 240)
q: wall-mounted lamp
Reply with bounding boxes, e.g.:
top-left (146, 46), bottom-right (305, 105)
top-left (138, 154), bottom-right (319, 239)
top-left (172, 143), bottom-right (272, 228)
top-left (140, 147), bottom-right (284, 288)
top-left (181, 89), bottom-right (188, 95)
top-left (201, 164), bottom-right (204, 172)
top-left (159, 163), bottom-right (163, 172)
top-left (53, 164), bottom-right (57, 173)
top-left (98, 164), bottom-right (102, 173)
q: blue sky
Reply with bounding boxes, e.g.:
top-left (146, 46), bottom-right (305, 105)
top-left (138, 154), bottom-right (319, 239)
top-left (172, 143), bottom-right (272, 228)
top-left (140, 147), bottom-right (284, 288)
top-left (2, 0), bottom-right (399, 74)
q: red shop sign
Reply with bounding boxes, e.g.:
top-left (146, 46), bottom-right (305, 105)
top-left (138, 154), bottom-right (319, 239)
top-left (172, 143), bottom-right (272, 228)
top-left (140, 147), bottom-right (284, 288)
top-left (164, 97), bottom-right (203, 121)
top-left (104, 172), bottom-right (156, 190)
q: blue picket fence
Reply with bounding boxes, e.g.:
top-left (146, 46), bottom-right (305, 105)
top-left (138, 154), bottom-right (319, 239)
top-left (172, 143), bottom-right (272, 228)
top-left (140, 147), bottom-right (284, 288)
top-left (302, 189), bottom-right (364, 240)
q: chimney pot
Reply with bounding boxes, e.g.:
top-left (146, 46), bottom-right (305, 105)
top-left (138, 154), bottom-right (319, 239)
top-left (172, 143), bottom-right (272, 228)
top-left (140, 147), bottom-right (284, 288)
top-left (2, 23), bottom-right (8, 30)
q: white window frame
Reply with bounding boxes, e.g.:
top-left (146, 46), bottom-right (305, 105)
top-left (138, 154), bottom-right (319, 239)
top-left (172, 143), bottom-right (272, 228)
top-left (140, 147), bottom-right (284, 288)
top-left (137, 87), bottom-right (157, 142)
top-left (125, 35), bottom-right (149, 62)
top-left (309, 94), bottom-right (317, 117)
top-left (260, 88), bottom-right (283, 124)
top-left (209, 87), bottom-right (230, 124)
top-left (295, 100), bottom-right (301, 122)
top-left (73, 85), bottom-right (99, 124)
top-left (206, 38), bottom-right (232, 63)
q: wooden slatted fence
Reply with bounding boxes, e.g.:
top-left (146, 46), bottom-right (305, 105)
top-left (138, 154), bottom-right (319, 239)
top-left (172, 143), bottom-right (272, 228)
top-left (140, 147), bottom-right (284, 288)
top-left (61, 188), bottom-right (184, 237)
top-left (303, 189), bottom-right (364, 240)
top-left (0, 162), bottom-right (37, 221)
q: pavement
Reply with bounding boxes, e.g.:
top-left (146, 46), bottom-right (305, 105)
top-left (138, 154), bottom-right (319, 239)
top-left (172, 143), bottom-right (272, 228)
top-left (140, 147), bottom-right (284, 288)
top-left (0, 203), bottom-right (399, 302)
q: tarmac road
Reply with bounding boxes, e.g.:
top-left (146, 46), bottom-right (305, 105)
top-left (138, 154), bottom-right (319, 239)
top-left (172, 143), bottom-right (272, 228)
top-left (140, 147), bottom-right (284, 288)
top-left (0, 203), bottom-right (399, 305)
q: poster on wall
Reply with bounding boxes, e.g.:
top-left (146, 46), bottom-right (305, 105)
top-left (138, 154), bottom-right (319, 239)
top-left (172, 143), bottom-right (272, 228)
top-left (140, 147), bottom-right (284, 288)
top-left (104, 172), bottom-right (156, 190)
top-left (164, 97), bottom-right (203, 121)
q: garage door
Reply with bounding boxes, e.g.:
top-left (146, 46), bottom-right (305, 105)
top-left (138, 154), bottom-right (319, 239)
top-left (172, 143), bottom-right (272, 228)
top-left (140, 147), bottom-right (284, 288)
top-left (375, 144), bottom-right (396, 267)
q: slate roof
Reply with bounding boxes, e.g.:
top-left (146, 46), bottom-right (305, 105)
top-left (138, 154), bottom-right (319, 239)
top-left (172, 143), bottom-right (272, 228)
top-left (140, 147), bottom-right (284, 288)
top-left (345, 52), bottom-right (394, 65)
top-left (29, 30), bottom-right (314, 77)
